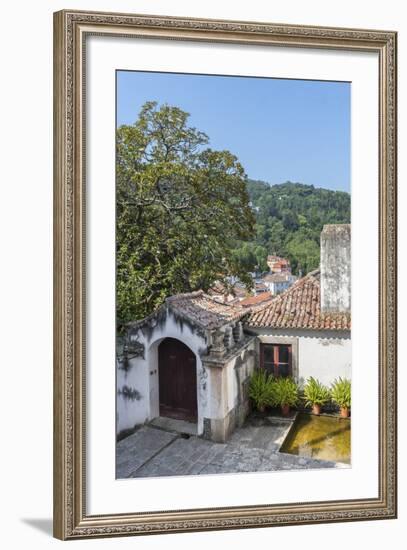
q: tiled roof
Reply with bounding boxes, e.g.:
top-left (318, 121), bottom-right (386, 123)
top-left (240, 292), bottom-right (273, 307)
top-left (254, 282), bottom-right (268, 290)
top-left (166, 291), bottom-right (248, 330)
top-left (267, 255), bottom-right (289, 263)
top-left (262, 272), bottom-right (293, 283)
top-left (208, 282), bottom-right (247, 299)
top-left (246, 270), bottom-right (351, 331)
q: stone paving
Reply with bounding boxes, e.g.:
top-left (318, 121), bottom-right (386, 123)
top-left (116, 415), bottom-right (345, 479)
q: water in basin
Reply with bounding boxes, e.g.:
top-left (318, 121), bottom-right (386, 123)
top-left (280, 413), bottom-right (351, 464)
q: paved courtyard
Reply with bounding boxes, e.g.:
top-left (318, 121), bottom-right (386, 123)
top-left (116, 415), bottom-right (345, 478)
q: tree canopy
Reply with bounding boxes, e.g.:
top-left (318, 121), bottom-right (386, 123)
top-left (116, 101), bottom-right (255, 324)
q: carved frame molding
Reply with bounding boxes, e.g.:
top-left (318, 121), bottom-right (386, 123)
top-left (53, 10), bottom-right (397, 540)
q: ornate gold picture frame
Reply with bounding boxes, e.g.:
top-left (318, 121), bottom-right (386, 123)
top-left (53, 9), bottom-right (397, 540)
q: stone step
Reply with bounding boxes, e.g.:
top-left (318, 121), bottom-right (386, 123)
top-left (149, 416), bottom-right (197, 436)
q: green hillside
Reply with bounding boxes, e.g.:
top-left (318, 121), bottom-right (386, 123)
top-left (232, 180), bottom-right (350, 275)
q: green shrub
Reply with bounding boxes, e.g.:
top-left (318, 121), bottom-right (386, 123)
top-left (249, 369), bottom-right (274, 411)
top-left (303, 377), bottom-right (331, 408)
top-left (330, 377), bottom-right (351, 409)
top-left (272, 377), bottom-right (299, 407)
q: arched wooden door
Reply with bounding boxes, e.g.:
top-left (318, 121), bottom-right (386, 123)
top-left (158, 338), bottom-right (197, 422)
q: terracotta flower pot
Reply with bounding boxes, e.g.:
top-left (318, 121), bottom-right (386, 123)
top-left (340, 407), bottom-right (349, 418)
top-left (281, 404), bottom-right (290, 417)
top-left (312, 404), bottom-right (321, 415)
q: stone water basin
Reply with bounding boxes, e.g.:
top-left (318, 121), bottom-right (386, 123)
top-left (280, 413), bottom-right (351, 464)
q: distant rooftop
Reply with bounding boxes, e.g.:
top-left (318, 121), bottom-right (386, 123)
top-left (267, 255), bottom-right (290, 263)
top-left (262, 272), bottom-right (293, 283)
top-left (254, 282), bottom-right (268, 290)
top-left (240, 292), bottom-right (274, 307)
top-left (208, 282), bottom-right (247, 299)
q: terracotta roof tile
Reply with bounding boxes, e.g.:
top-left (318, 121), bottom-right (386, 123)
top-left (239, 292), bottom-right (273, 307)
top-left (208, 282), bottom-right (247, 299)
top-left (166, 290), bottom-right (248, 330)
top-left (246, 270), bottom-right (351, 331)
top-left (262, 272), bottom-right (294, 283)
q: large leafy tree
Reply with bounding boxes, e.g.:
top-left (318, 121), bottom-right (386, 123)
top-left (117, 102), bottom-right (255, 324)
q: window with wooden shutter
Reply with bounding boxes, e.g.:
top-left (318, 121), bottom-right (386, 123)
top-left (260, 343), bottom-right (292, 377)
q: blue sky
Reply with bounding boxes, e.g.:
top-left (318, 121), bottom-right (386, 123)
top-left (117, 71), bottom-right (350, 193)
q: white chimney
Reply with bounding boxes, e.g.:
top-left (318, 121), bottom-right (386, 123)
top-left (320, 224), bottom-right (351, 313)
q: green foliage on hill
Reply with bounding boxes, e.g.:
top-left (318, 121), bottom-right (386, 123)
top-left (232, 179), bottom-right (350, 275)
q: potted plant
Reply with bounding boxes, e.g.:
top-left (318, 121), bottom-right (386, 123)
top-left (303, 377), bottom-right (331, 415)
top-left (271, 377), bottom-right (299, 416)
top-left (248, 369), bottom-right (274, 413)
top-left (330, 377), bottom-right (351, 417)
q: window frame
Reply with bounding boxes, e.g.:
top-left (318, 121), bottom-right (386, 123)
top-left (260, 343), bottom-right (293, 377)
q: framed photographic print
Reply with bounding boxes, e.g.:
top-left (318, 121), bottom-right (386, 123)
top-left (53, 9), bottom-right (397, 540)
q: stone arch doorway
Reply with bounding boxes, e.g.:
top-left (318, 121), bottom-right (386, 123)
top-left (158, 338), bottom-right (198, 422)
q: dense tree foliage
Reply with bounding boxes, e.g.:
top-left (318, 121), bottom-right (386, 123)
top-left (117, 102), bottom-right (255, 324)
top-left (232, 180), bottom-right (350, 275)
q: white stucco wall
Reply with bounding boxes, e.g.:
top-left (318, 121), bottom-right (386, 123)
top-left (226, 340), bottom-right (256, 413)
top-left (297, 332), bottom-right (351, 386)
top-left (117, 308), bottom-right (208, 435)
top-left (116, 354), bottom-right (150, 432)
top-left (250, 328), bottom-right (351, 387)
top-left (203, 339), bottom-right (256, 420)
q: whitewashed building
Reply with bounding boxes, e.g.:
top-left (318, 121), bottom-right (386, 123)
top-left (248, 225), bottom-right (351, 385)
top-left (117, 224), bottom-right (351, 442)
top-left (261, 272), bottom-right (297, 295)
top-left (117, 292), bottom-right (257, 442)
